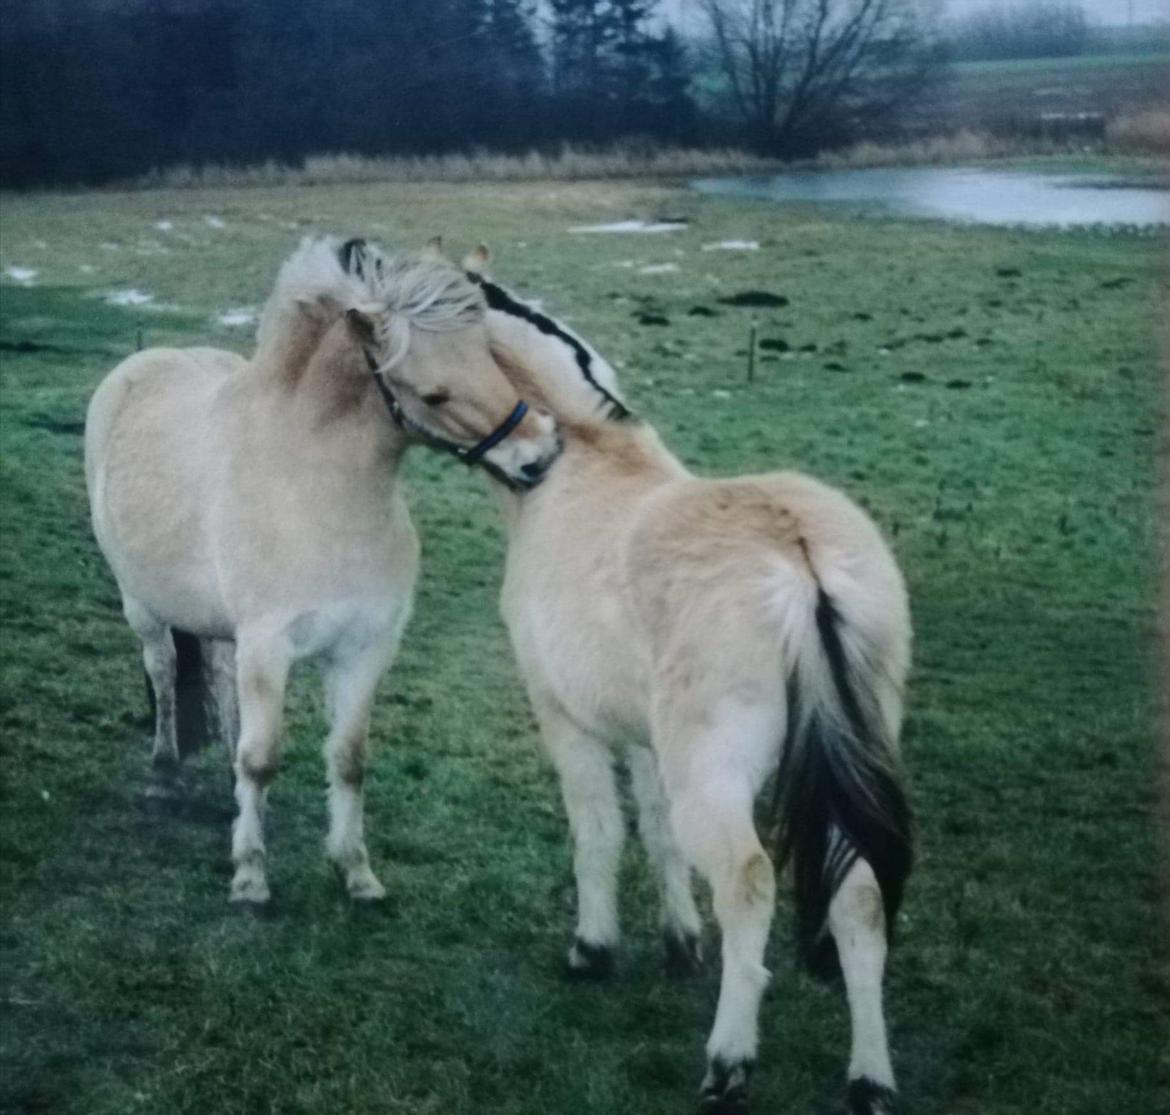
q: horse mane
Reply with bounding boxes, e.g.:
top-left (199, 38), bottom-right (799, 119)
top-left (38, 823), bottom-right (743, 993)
top-left (472, 273), bottom-right (632, 425)
top-left (254, 236), bottom-right (485, 378)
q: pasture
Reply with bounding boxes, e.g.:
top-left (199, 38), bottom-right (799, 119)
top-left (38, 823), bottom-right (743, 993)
top-left (1, 178), bottom-right (1166, 1113)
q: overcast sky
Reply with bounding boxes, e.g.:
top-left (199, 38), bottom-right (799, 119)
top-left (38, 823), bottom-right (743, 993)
top-left (942, 0), bottom-right (1165, 21)
top-left (667, 0), bottom-right (1168, 28)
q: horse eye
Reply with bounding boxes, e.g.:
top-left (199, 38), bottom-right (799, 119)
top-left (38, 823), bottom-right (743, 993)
top-left (421, 391), bottom-right (450, 406)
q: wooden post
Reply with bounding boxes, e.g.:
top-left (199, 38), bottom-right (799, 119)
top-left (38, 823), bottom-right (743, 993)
top-left (747, 320), bottom-right (757, 383)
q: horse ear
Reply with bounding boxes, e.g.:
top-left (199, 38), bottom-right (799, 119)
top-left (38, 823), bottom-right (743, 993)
top-left (423, 235), bottom-right (444, 258)
top-left (345, 308), bottom-right (377, 346)
top-left (464, 243), bottom-right (491, 272)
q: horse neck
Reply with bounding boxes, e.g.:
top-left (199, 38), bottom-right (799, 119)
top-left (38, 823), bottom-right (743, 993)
top-left (252, 297), bottom-right (333, 384)
top-left (497, 417), bottom-right (687, 530)
top-left (254, 320), bottom-right (408, 463)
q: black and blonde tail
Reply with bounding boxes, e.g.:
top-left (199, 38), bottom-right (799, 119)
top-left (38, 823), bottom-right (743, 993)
top-left (773, 589), bottom-right (913, 977)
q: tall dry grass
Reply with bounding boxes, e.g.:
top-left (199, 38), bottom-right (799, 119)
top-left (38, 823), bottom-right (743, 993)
top-left (59, 123), bottom-right (1170, 194)
top-left (1108, 108), bottom-right (1170, 155)
top-left (123, 144), bottom-right (780, 191)
top-left (808, 129), bottom-right (1102, 169)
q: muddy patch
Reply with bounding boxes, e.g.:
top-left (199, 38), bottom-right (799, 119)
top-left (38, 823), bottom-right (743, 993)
top-left (718, 290), bottom-right (788, 308)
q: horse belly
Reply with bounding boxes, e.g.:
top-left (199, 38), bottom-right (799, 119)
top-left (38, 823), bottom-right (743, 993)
top-left (506, 592), bottom-right (649, 745)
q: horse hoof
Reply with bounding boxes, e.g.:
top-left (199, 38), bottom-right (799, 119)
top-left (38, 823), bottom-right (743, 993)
top-left (151, 751), bottom-right (181, 778)
top-left (699, 1058), bottom-right (753, 1113)
top-left (566, 937), bottom-right (615, 981)
top-left (230, 872), bottom-right (270, 905)
top-left (347, 872), bottom-right (387, 902)
top-left (847, 1078), bottom-right (899, 1115)
top-left (145, 752), bottom-right (182, 795)
top-left (664, 928), bottom-right (703, 977)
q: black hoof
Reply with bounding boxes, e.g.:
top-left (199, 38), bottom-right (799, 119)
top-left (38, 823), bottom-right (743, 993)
top-left (664, 928), bottom-right (704, 978)
top-left (565, 937), bottom-right (615, 981)
top-left (150, 751), bottom-right (181, 780)
top-left (847, 1077), bottom-right (898, 1115)
top-left (699, 1058), bottom-right (753, 1113)
top-left (143, 766), bottom-right (183, 802)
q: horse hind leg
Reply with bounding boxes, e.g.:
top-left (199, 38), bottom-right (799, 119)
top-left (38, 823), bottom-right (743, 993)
top-left (123, 597), bottom-right (179, 781)
top-left (204, 638), bottom-right (240, 758)
top-left (657, 712), bottom-right (779, 1113)
top-left (680, 789), bottom-right (775, 1113)
top-left (627, 745), bottom-right (703, 976)
top-left (829, 856), bottom-right (897, 1114)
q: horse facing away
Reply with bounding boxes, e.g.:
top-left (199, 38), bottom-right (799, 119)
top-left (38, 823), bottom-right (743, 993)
top-left (467, 249), bottom-right (913, 1115)
top-left (85, 236), bottom-right (560, 904)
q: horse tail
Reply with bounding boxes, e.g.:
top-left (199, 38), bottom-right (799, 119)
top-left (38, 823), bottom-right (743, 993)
top-left (172, 629), bottom-right (211, 758)
top-left (771, 583), bottom-right (913, 978)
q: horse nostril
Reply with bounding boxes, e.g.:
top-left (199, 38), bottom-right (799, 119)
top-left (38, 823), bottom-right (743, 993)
top-left (521, 460), bottom-right (547, 481)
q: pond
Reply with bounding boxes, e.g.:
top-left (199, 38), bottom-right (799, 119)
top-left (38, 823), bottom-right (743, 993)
top-left (692, 167), bottom-right (1169, 227)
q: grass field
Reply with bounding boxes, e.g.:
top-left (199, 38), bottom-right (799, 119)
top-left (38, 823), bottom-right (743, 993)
top-left (1, 178), bottom-right (1167, 1114)
top-left (935, 50), bottom-right (1170, 132)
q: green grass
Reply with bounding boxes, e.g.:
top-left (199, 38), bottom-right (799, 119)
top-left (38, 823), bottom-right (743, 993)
top-left (1, 179), bottom-right (1167, 1114)
top-left (937, 50), bottom-right (1168, 130)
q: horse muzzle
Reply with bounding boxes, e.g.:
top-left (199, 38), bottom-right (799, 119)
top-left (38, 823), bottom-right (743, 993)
top-left (482, 414), bottom-right (562, 491)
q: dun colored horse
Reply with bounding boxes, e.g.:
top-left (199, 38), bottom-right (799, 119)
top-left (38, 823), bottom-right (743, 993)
top-left (468, 248), bottom-right (912, 1115)
top-left (85, 236), bottom-right (560, 904)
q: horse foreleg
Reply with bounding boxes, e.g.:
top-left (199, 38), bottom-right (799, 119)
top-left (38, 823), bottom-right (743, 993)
top-left (627, 744), bottom-right (702, 975)
top-left (536, 701), bottom-right (624, 978)
top-left (229, 634), bottom-right (291, 904)
top-left (829, 857), bottom-right (897, 1114)
top-left (322, 644), bottom-right (393, 900)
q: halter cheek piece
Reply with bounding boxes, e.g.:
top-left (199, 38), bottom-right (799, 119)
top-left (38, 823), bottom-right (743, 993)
top-left (364, 349), bottom-right (530, 470)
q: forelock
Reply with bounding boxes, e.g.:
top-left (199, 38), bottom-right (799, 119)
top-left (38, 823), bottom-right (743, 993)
top-left (341, 240), bottom-right (485, 332)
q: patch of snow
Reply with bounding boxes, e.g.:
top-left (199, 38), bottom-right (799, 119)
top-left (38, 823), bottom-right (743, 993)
top-left (217, 307), bottom-right (257, 328)
top-left (155, 220), bottom-right (174, 232)
top-left (570, 219), bottom-right (687, 234)
top-left (105, 289), bottom-right (155, 307)
top-left (712, 389), bottom-right (732, 399)
top-left (204, 215), bottom-right (226, 229)
top-left (638, 262), bottom-right (680, 274)
top-left (702, 240), bottom-right (759, 251)
top-left (4, 266), bottom-right (38, 284)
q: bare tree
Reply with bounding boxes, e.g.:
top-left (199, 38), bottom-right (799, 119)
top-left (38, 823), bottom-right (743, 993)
top-left (697, 0), bottom-right (939, 152)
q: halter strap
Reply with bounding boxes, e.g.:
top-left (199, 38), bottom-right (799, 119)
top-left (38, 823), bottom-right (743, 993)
top-left (365, 352), bottom-right (529, 468)
top-left (461, 399), bottom-right (528, 464)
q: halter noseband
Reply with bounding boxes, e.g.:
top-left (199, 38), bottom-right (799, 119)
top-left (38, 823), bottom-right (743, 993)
top-left (365, 350), bottom-right (530, 470)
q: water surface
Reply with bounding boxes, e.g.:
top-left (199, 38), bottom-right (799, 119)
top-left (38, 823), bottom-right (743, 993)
top-left (692, 167), bottom-right (1169, 227)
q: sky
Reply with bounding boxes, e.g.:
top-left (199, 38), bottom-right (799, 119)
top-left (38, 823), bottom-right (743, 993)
top-left (942, 0), bottom-right (1165, 22)
top-left (665, 0), bottom-right (1168, 27)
